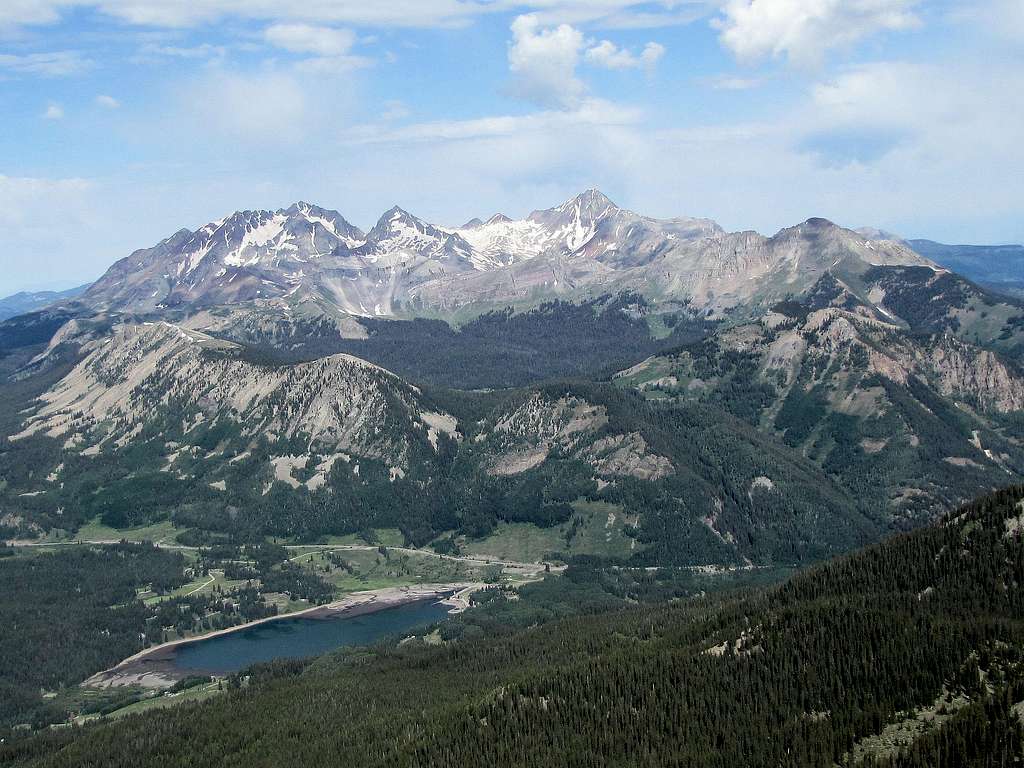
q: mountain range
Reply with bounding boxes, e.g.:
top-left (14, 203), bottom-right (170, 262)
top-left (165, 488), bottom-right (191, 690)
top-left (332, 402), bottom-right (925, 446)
top-left (3, 189), bottom-right (1024, 565)
top-left (5, 190), bottom-right (1024, 753)
top-left (77, 190), bottom-right (928, 322)
top-left (0, 285), bottom-right (87, 322)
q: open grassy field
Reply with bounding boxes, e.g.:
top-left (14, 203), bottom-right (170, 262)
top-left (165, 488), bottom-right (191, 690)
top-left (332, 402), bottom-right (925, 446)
top-left (72, 681), bottom-right (225, 724)
top-left (75, 517), bottom-right (183, 545)
top-left (292, 547), bottom-right (483, 593)
top-left (138, 568), bottom-right (251, 605)
top-left (276, 528), bottom-right (406, 548)
top-left (462, 500), bottom-right (641, 562)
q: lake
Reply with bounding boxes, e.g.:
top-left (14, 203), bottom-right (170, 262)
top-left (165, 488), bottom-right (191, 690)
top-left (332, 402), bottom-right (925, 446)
top-left (172, 599), bottom-right (452, 675)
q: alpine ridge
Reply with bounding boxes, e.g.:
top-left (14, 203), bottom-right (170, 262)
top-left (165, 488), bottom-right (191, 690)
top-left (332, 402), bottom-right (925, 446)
top-left (76, 190), bottom-right (933, 321)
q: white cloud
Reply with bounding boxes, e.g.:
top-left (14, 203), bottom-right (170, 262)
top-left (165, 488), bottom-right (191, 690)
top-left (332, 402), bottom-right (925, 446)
top-left (0, 1), bottom-right (487, 29)
top-left (380, 100), bottom-right (410, 121)
top-left (494, 1), bottom-right (713, 29)
top-left (0, 50), bottom-right (90, 76)
top-left (137, 42), bottom-right (227, 60)
top-left (717, 0), bottom-right (921, 65)
top-left (292, 54), bottom-right (372, 74)
top-left (42, 102), bottom-right (64, 119)
top-left (951, 0), bottom-right (1024, 44)
top-left (640, 42), bottom-right (666, 67)
top-left (181, 70), bottom-right (310, 144)
top-left (342, 54), bottom-right (1024, 244)
top-left (264, 23), bottom-right (355, 56)
top-left (0, 175), bottom-right (91, 225)
top-left (801, 60), bottom-right (1024, 164)
top-left (585, 40), bottom-right (665, 69)
top-left (507, 15), bottom-right (662, 108)
top-left (349, 98), bottom-right (641, 144)
top-left (703, 74), bottom-right (762, 90)
top-left (0, 1), bottom-right (713, 30)
top-left (263, 23), bottom-right (371, 73)
top-left (0, 0), bottom-right (71, 28)
top-left (95, 94), bottom-right (120, 108)
top-left (508, 14), bottom-right (586, 109)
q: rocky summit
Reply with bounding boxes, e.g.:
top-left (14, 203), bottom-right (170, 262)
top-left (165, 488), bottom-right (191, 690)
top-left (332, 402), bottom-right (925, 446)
top-left (77, 190), bottom-right (931, 321)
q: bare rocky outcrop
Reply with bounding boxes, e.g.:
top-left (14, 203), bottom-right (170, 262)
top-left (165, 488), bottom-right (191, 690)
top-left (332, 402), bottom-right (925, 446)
top-left (483, 394), bottom-right (672, 480)
top-left (920, 336), bottom-right (1024, 412)
top-left (584, 432), bottom-right (673, 481)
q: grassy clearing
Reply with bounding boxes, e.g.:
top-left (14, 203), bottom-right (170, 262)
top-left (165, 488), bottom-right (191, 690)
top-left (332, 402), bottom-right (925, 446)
top-left (76, 517), bottom-right (183, 545)
top-left (139, 569), bottom-right (251, 605)
top-left (463, 500), bottom-right (640, 562)
top-left (77, 681), bottom-right (225, 723)
top-left (293, 547), bottom-right (483, 593)
top-left (276, 528), bottom-right (405, 548)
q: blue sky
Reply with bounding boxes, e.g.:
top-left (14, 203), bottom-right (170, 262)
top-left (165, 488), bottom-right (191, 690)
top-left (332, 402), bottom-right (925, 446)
top-left (1, 0), bottom-right (1022, 294)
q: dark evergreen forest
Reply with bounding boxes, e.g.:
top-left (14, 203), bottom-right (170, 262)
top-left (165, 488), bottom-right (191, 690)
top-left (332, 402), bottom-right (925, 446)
top-left (4, 486), bottom-right (1024, 767)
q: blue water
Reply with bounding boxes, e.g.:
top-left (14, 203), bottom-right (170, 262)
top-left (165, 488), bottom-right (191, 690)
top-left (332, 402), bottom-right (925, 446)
top-left (172, 600), bottom-right (451, 674)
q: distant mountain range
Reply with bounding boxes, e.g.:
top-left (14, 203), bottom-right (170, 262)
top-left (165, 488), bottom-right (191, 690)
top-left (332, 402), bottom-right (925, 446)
top-left (77, 190), bottom-right (929, 321)
top-left (909, 239), bottom-right (1024, 296)
top-left (0, 284), bottom-right (86, 321)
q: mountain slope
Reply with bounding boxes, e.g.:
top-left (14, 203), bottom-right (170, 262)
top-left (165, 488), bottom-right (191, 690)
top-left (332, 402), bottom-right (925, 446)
top-left (1, 322), bottom-right (873, 562)
top-left (82, 203), bottom-right (366, 313)
top-left (14, 322), bottom-right (450, 467)
top-left (616, 284), bottom-right (1024, 522)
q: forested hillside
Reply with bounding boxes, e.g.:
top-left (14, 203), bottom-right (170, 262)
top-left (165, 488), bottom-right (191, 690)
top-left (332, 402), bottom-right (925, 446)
top-left (210, 292), bottom-right (713, 389)
top-left (6, 486), bottom-right (1024, 767)
top-left (618, 285), bottom-right (1024, 524)
top-left (0, 545), bottom-right (188, 728)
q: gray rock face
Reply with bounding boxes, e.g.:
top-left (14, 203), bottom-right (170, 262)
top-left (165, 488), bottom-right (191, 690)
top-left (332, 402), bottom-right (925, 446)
top-left (83, 203), bottom-right (366, 313)
top-left (78, 190), bottom-right (935, 321)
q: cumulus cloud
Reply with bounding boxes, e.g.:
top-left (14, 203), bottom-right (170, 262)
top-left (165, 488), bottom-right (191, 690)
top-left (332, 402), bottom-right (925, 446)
top-left (717, 0), bottom-right (921, 65)
top-left (799, 60), bottom-right (1024, 165)
top-left (508, 15), bottom-right (667, 107)
top-left (263, 23), bottom-right (371, 73)
top-left (42, 103), bottom-right (64, 119)
top-left (95, 94), bottom-right (120, 108)
top-left (508, 14), bottom-right (586, 109)
top-left (585, 40), bottom-right (665, 70)
top-left (0, 50), bottom-right (91, 76)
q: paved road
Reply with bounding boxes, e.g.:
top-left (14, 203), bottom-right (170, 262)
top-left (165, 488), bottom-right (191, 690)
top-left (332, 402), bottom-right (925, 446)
top-left (8, 538), bottom-right (561, 577)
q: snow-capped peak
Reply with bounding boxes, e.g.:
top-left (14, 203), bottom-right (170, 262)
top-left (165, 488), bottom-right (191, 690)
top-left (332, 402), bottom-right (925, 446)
top-left (555, 188), bottom-right (618, 218)
top-left (360, 206), bottom-right (479, 266)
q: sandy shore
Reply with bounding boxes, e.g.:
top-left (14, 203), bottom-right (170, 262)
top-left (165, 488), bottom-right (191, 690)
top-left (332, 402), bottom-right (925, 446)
top-left (84, 583), bottom-right (478, 689)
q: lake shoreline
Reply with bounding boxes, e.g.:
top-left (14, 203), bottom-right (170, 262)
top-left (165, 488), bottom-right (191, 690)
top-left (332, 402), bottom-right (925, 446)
top-left (84, 583), bottom-right (478, 689)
